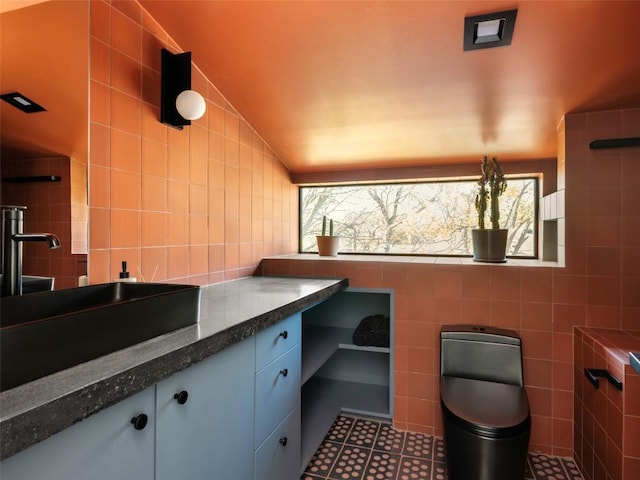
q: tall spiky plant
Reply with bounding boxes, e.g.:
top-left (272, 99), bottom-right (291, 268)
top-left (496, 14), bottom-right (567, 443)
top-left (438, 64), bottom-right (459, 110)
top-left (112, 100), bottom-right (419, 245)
top-left (475, 156), bottom-right (490, 229)
top-left (321, 215), bottom-right (334, 236)
top-left (475, 156), bottom-right (507, 229)
top-left (488, 157), bottom-right (507, 229)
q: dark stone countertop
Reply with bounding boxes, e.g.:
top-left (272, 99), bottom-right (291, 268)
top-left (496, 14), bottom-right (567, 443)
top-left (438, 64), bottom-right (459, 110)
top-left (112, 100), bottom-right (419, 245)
top-left (0, 275), bottom-right (347, 460)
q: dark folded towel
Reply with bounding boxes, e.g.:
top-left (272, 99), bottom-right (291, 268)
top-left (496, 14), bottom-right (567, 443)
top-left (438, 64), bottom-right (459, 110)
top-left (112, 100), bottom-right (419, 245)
top-left (353, 329), bottom-right (374, 346)
top-left (373, 329), bottom-right (390, 348)
top-left (353, 314), bottom-right (390, 348)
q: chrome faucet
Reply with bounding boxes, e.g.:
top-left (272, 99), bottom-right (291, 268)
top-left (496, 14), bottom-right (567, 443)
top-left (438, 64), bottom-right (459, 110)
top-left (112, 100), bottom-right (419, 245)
top-left (1, 206), bottom-right (61, 296)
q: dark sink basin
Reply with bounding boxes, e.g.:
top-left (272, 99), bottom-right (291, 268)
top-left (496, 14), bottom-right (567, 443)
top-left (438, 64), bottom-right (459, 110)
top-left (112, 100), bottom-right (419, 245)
top-left (0, 282), bottom-right (201, 391)
top-left (0, 274), bottom-right (55, 296)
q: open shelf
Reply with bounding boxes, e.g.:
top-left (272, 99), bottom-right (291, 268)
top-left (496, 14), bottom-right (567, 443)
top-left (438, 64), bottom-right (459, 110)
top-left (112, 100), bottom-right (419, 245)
top-left (338, 343), bottom-right (390, 354)
top-left (300, 376), bottom-right (391, 471)
top-left (300, 287), bottom-right (395, 474)
top-left (302, 325), bottom-right (390, 385)
top-left (301, 325), bottom-right (349, 384)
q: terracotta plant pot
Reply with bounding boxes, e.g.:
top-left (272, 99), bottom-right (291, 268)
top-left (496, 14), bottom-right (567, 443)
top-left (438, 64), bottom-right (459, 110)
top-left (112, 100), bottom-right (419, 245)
top-left (471, 229), bottom-right (508, 263)
top-left (316, 236), bottom-right (340, 256)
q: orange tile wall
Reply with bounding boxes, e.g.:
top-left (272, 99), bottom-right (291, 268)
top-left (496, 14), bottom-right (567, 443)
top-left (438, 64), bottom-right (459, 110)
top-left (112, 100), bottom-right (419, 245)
top-left (88, 0), bottom-right (297, 284)
top-left (261, 107), bottom-right (640, 457)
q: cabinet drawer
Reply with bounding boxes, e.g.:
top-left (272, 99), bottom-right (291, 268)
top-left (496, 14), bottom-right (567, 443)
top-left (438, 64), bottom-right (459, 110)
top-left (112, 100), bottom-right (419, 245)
top-left (254, 404), bottom-right (301, 480)
top-left (255, 344), bottom-right (301, 448)
top-left (255, 312), bottom-right (301, 371)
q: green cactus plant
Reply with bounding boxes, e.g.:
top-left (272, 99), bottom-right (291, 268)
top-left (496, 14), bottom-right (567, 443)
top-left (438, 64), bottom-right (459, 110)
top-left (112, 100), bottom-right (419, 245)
top-left (475, 156), bottom-right (506, 229)
top-left (317, 215), bottom-right (339, 256)
top-left (321, 215), bottom-right (334, 236)
top-left (475, 156), bottom-right (490, 229)
top-left (488, 157), bottom-right (507, 229)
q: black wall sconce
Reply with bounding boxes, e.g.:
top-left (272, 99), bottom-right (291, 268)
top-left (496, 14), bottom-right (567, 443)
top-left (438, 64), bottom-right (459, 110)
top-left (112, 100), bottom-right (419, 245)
top-left (160, 48), bottom-right (206, 130)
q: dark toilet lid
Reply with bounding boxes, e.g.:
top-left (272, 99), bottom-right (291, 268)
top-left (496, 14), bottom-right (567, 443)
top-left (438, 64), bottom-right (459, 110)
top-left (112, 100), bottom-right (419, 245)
top-left (440, 376), bottom-right (530, 438)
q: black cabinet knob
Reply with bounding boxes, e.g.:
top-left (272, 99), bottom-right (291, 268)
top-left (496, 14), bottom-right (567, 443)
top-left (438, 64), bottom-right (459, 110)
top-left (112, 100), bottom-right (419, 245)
top-left (279, 330), bottom-right (288, 339)
top-left (174, 390), bottom-right (189, 405)
top-left (279, 437), bottom-right (288, 446)
top-left (131, 414), bottom-right (148, 430)
top-left (279, 368), bottom-right (288, 377)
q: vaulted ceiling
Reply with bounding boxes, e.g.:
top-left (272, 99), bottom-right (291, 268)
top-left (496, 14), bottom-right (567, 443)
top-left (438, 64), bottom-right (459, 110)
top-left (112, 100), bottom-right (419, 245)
top-left (140, 1), bottom-right (640, 174)
top-left (2, 1), bottom-right (639, 173)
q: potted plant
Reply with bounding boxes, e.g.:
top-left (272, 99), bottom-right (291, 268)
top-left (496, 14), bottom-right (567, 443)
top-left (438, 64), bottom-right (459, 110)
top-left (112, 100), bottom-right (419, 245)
top-left (316, 215), bottom-right (340, 256)
top-left (472, 156), bottom-right (508, 262)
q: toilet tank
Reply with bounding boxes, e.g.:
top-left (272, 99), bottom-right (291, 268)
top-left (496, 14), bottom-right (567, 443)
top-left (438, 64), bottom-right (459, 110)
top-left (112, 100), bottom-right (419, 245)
top-left (440, 325), bottom-right (524, 387)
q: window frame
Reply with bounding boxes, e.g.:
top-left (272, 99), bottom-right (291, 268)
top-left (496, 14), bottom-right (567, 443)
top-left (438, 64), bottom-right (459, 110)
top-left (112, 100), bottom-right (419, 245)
top-left (298, 176), bottom-right (539, 259)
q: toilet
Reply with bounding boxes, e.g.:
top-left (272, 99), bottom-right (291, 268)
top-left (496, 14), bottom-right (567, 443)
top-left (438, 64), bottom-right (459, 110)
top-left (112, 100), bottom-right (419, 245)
top-left (440, 325), bottom-right (531, 480)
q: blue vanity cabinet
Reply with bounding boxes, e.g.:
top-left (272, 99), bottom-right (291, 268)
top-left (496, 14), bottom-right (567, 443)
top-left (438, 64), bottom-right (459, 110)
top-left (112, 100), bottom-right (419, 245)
top-left (0, 312), bottom-right (309, 480)
top-left (253, 313), bottom-right (302, 480)
top-left (0, 386), bottom-right (156, 480)
top-left (155, 336), bottom-right (256, 480)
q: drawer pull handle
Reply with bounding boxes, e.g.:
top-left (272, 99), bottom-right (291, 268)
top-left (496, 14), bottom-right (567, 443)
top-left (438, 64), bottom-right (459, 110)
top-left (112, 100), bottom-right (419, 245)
top-left (131, 414), bottom-right (148, 430)
top-left (174, 390), bottom-right (189, 405)
top-left (279, 437), bottom-right (288, 446)
top-left (584, 368), bottom-right (623, 391)
top-left (279, 368), bottom-right (288, 377)
top-left (279, 330), bottom-right (288, 340)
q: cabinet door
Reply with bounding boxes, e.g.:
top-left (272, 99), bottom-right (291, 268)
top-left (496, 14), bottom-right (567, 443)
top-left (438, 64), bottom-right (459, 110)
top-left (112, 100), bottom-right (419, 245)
top-left (254, 404), bottom-right (300, 480)
top-left (0, 387), bottom-right (155, 480)
top-left (156, 337), bottom-right (255, 480)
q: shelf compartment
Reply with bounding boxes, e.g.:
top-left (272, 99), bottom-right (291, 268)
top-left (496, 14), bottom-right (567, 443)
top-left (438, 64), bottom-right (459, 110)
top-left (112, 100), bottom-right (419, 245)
top-left (302, 325), bottom-right (390, 385)
top-left (300, 376), bottom-right (391, 471)
top-left (301, 325), bottom-right (350, 384)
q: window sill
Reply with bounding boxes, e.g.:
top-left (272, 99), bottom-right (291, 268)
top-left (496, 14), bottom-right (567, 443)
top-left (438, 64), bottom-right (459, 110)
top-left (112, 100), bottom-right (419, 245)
top-left (265, 253), bottom-right (563, 268)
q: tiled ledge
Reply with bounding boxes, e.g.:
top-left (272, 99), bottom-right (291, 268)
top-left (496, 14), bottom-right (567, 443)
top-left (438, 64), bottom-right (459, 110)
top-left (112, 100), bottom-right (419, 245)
top-left (265, 253), bottom-right (563, 268)
top-left (576, 326), bottom-right (640, 374)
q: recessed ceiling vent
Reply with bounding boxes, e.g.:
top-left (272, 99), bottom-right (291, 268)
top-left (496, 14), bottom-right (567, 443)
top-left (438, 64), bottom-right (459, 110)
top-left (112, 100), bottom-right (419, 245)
top-left (0, 92), bottom-right (46, 113)
top-left (464, 9), bottom-right (517, 51)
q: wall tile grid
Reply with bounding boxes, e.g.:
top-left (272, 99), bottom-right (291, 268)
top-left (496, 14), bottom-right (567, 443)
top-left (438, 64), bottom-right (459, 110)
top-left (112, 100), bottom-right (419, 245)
top-left (1, 157), bottom-right (87, 289)
top-left (85, 0), bottom-right (640, 463)
top-left (261, 106), bottom-right (640, 458)
top-left (574, 328), bottom-right (640, 480)
top-left (88, 0), bottom-right (297, 285)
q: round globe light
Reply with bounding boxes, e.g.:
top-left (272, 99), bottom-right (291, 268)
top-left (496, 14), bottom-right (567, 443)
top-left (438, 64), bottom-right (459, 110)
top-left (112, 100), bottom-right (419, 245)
top-left (175, 90), bottom-right (206, 120)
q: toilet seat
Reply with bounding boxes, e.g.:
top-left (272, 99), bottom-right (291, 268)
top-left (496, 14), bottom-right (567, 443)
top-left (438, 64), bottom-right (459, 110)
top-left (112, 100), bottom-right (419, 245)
top-left (440, 376), bottom-right (530, 439)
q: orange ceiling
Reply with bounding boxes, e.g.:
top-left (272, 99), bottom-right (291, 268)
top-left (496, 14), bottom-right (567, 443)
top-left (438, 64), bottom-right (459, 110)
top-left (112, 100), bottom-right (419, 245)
top-left (140, 0), bottom-right (640, 174)
top-left (0, 0), bottom-right (48, 14)
top-left (0, 1), bottom-right (88, 162)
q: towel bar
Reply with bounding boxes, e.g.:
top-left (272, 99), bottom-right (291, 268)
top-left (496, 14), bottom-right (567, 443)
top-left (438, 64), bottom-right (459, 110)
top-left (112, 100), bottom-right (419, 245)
top-left (584, 368), bottom-right (623, 391)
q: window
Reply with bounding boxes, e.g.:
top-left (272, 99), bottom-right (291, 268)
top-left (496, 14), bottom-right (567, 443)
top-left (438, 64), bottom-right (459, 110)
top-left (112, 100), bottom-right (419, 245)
top-left (300, 177), bottom-right (538, 257)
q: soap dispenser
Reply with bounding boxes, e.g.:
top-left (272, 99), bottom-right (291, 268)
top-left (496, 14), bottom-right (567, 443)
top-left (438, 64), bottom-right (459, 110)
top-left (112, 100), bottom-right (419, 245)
top-left (116, 261), bottom-right (137, 283)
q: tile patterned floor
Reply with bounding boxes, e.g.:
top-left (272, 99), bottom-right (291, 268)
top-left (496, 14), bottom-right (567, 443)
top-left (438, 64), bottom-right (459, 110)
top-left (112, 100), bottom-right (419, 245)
top-left (301, 414), bottom-right (584, 480)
